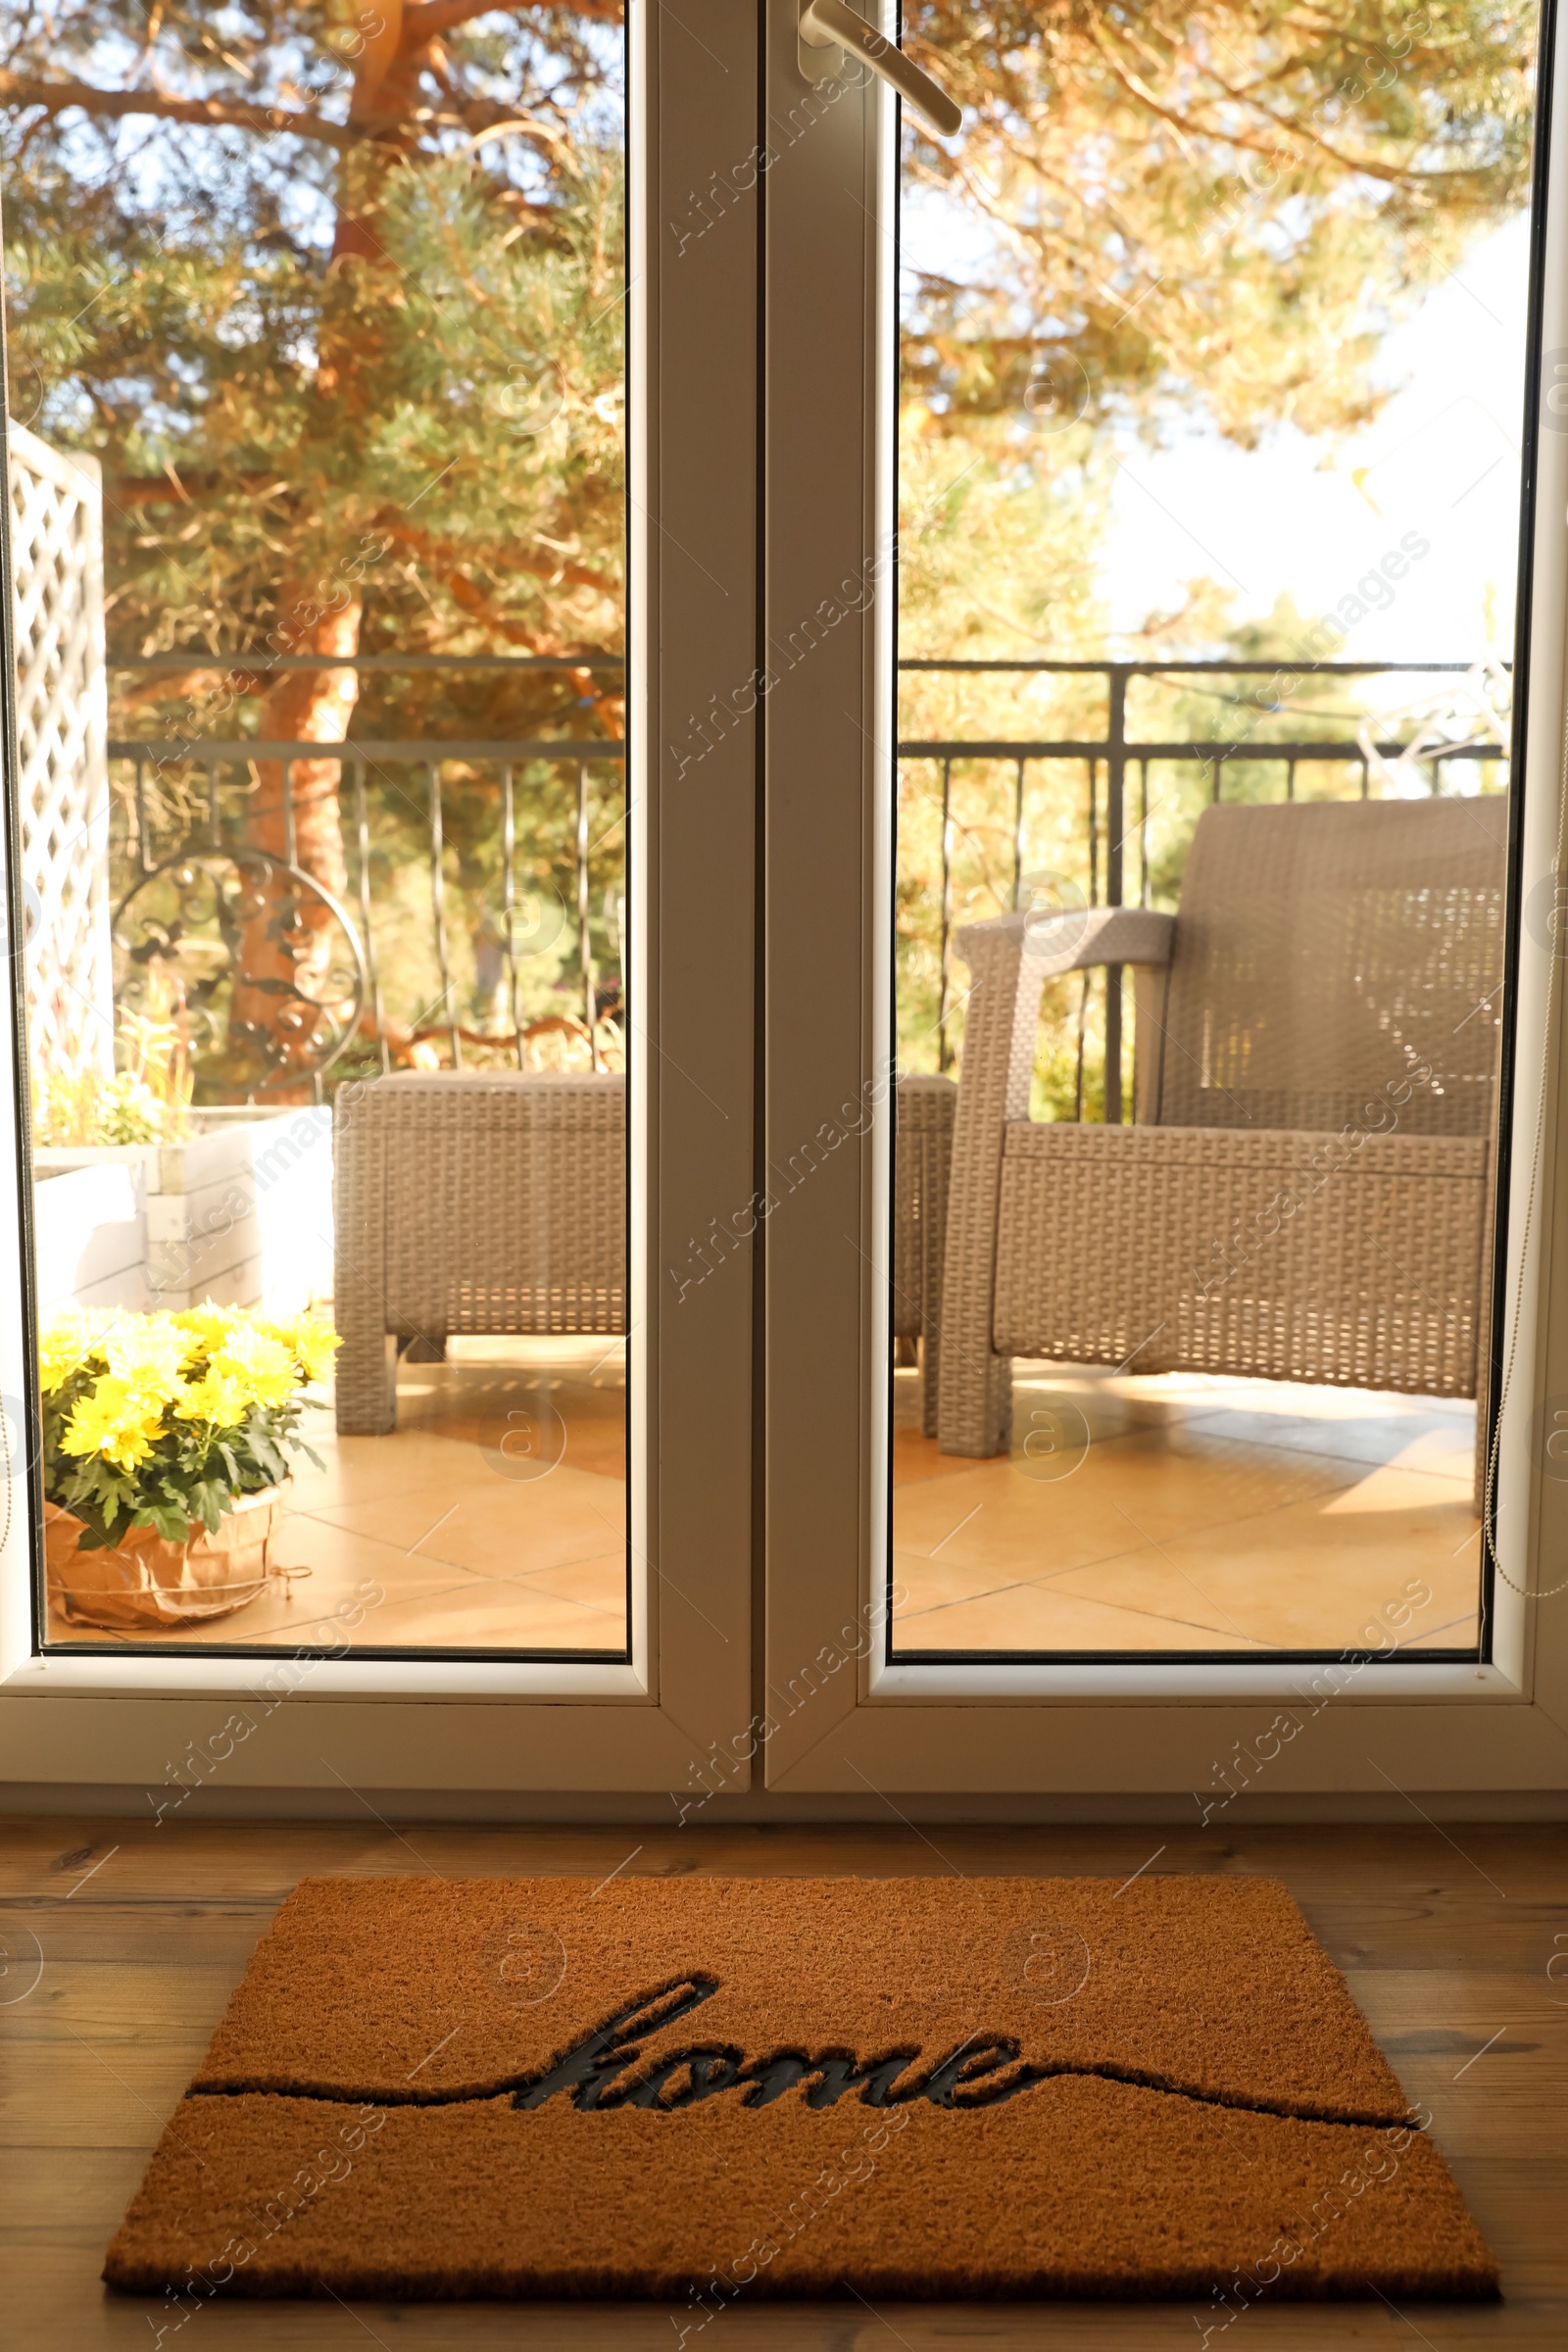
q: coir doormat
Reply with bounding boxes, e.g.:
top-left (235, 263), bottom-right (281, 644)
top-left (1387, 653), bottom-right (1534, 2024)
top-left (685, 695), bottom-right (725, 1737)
top-left (105, 1874), bottom-right (1496, 2304)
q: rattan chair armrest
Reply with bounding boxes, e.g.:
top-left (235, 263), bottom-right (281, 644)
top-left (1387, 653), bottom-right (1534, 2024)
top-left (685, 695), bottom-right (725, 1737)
top-left (954, 906), bottom-right (1175, 979)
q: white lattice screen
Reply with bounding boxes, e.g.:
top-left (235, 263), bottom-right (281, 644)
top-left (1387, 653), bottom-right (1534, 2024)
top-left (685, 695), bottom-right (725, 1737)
top-left (9, 418), bottom-right (113, 1079)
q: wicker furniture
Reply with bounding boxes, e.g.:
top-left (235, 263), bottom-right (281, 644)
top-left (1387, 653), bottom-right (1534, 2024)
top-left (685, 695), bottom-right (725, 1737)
top-left (893, 1074), bottom-right (956, 1434)
top-left (333, 1071), bottom-right (624, 1435)
top-left (936, 797), bottom-right (1507, 1462)
top-left (336, 1069), bottom-right (960, 1439)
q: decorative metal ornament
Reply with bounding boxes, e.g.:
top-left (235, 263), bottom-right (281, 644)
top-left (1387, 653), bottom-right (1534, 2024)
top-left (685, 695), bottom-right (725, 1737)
top-left (112, 848), bottom-right (367, 1100)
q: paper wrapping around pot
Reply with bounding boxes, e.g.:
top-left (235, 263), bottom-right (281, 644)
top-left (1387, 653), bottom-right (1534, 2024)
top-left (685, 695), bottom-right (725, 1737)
top-left (44, 1489), bottom-right (286, 1631)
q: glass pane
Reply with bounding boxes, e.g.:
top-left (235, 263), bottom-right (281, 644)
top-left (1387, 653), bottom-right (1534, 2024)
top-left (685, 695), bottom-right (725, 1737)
top-left (6, 5), bottom-right (628, 1655)
top-left (891, 5), bottom-right (1537, 1661)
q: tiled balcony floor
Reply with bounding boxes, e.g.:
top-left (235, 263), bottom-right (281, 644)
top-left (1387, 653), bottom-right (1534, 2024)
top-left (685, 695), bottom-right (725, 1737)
top-left (891, 1362), bottom-right (1483, 1655)
top-left (45, 1337), bottom-right (630, 1652)
top-left (48, 1346), bottom-right (1483, 1656)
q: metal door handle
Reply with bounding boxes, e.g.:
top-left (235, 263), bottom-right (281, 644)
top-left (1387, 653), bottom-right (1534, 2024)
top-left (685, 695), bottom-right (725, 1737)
top-left (800, 0), bottom-right (962, 137)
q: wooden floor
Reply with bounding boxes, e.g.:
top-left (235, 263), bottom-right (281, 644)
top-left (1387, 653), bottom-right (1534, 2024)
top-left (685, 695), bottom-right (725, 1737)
top-left (2, 1817), bottom-right (1563, 2347)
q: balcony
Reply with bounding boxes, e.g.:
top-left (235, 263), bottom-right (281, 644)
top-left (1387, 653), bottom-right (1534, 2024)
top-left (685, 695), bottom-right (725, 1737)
top-left (33, 651), bottom-right (1506, 1655)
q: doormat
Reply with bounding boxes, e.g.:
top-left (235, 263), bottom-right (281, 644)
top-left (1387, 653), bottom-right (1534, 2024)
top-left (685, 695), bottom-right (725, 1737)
top-left (104, 1874), bottom-right (1497, 2304)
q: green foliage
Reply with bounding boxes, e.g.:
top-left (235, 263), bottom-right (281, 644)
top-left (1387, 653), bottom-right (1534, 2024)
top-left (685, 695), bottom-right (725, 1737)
top-left (4, 24), bottom-right (624, 666)
top-left (46, 1391), bottom-right (289, 1548)
top-left (3, 3), bottom-right (626, 1067)
top-left (904, 1), bottom-right (1538, 449)
top-left (2, 3), bottom-right (1538, 1108)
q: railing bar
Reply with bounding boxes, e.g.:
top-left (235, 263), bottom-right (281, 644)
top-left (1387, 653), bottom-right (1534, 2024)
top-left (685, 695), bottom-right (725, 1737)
top-left (119, 652), bottom-right (1493, 677)
top-left (117, 653), bottom-right (628, 674)
top-left (1074, 971), bottom-right (1089, 1125)
top-left (502, 763), bottom-right (523, 1071)
top-left (107, 734), bottom-right (1504, 765)
top-left (1104, 670), bottom-right (1126, 1125)
top-left (279, 759), bottom-right (296, 866)
top-left (134, 758), bottom-right (152, 875)
top-left (1088, 759), bottom-right (1099, 906)
top-left (1077, 756), bottom-right (1096, 1125)
top-left (938, 758), bottom-right (954, 1076)
top-left (1287, 758), bottom-right (1296, 804)
top-left (1012, 758), bottom-right (1026, 910)
top-left (1360, 756), bottom-right (1369, 802)
top-left (353, 760), bottom-right (389, 1076)
top-left (1140, 759), bottom-right (1149, 907)
top-left (576, 760), bottom-right (596, 1071)
top-left (427, 760), bottom-right (461, 1069)
top-left (894, 658), bottom-right (1492, 674)
top-left (1212, 755), bottom-right (1224, 806)
top-left (109, 739), bottom-right (626, 760)
top-left (892, 739), bottom-right (1502, 761)
top-left (206, 761), bottom-right (220, 849)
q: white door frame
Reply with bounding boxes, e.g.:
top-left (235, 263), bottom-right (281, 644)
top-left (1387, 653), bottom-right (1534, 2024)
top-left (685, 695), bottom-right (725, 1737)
top-left (760, 0), bottom-right (1568, 1798)
top-left (0, 0), bottom-right (762, 1800)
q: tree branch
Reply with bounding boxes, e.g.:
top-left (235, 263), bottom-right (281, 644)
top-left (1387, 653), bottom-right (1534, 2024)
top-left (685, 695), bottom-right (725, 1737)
top-left (379, 516), bottom-right (618, 599)
top-left (0, 69), bottom-right (358, 150)
top-left (110, 473), bottom-right (290, 507)
top-left (401, 0), bottom-right (622, 40)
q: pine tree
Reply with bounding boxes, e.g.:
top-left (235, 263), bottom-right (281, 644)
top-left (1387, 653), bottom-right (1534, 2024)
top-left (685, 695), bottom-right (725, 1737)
top-left (2, 3), bottom-right (1537, 1095)
top-left (4, 2), bottom-right (624, 1084)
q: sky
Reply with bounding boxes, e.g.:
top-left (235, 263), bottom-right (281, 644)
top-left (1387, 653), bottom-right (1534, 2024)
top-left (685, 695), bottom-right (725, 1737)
top-left (1099, 215), bottom-right (1534, 669)
top-left (901, 157), bottom-right (1536, 708)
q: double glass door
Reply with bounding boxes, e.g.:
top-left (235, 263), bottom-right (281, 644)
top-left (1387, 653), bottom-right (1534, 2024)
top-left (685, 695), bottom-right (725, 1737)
top-left (1, 2), bottom-right (1564, 1807)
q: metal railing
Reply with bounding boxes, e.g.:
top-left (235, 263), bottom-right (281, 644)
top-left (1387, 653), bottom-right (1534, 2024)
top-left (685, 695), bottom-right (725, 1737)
top-left (898, 659), bottom-right (1511, 1114)
top-left (108, 724), bottom-right (625, 1076)
top-left (112, 648), bottom-right (628, 1064)
top-left (111, 652), bottom-right (1507, 1104)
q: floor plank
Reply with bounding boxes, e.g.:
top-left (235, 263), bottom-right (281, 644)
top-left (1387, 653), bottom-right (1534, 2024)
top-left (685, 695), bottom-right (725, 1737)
top-left (2, 1818), bottom-right (1564, 2347)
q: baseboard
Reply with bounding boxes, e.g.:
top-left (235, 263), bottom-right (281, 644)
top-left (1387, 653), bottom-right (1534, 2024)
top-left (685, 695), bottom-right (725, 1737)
top-left (2, 1784), bottom-right (1565, 1824)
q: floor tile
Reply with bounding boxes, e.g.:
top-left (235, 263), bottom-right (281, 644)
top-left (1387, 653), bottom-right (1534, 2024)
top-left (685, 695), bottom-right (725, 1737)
top-left (891, 1423), bottom-right (1362, 1575)
top-left (1182, 1401), bottom-right (1474, 1481)
top-left (1045, 1481), bottom-right (1478, 1651)
top-left (890, 1360), bottom-right (1485, 1656)
top-left (893, 1574), bottom-right (1263, 1654)
top-left (361, 1571), bottom-right (627, 1652)
top-left (298, 1461), bottom-right (625, 1582)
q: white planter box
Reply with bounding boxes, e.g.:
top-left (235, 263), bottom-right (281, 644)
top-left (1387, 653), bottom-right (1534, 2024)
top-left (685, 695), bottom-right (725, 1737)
top-left (34, 1107), bottom-right (333, 1316)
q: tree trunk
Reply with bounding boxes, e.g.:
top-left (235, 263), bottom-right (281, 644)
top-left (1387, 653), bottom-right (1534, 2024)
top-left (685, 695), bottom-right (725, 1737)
top-left (224, 596), bottom-right (362, 1100)
top-left (225, 7), bottom-right (424, 1090)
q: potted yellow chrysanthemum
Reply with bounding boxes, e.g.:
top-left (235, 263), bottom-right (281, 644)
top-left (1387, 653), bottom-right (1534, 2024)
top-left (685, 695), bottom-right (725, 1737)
top-left (39, 1305), bottom-right (340, 1631)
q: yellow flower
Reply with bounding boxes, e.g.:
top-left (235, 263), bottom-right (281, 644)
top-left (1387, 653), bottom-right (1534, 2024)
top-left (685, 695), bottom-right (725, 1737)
top-left (260, 1315), bottom-right (341, 1385)
top-left (38, 1309), bottom-right (110, 1393)
top-left (101, 1315), bottom-right (192, 1398)
top-left (173, 1302), bottom-right (244, 1351)
top-left (207, 1324), bottom-right (298, 1408)
top-left (59, 1377), bottom-right (166, 1471)
top-left (173, 1370), bottom-right (251, 1431)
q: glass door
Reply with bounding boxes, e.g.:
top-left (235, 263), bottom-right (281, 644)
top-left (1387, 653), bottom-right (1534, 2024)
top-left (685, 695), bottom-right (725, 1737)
top-left (0, 0), bottom-right (760, 1796)
top-left (762, 0), bottom-right (1568, 1796)
top-left (9, 0), bottom-right (632, 1664)
top-left (890, 3), bottom-right (1529, 1666)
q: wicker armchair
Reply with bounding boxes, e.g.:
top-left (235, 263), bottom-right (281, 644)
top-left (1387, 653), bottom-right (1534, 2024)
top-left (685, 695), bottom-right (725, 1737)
top-left (936, 797), bottom-right (1507, 1466)
top-left (333, 1071), bottom-right (625, 1435)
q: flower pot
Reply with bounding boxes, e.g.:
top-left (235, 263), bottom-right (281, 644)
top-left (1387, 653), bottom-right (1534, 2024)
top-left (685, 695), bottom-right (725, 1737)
top-left (44, 1485), bottom-right (288, 1632)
